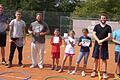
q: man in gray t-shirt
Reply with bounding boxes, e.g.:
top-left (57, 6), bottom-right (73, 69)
top-left (0, 4), bottom-right (8, 65)
top-left (28, 13), bottom-right (49, 68)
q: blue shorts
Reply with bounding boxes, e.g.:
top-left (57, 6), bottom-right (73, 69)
top-left (0, 31), bottom-right (6, 47)
top-left (115, 51), bottom-right (120, 63)
top-left (92, 45), bottom-right (109, 60)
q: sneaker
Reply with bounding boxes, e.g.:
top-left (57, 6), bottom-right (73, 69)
top-left (103, 73), bottom-right (108, 79)
top-left (70, 70), bottom-right (76, 75)
top-left (68, 70), bottom-right (71, 74)
top-left (2, 60), bottom-right (6, 65)
top-left (55, 66), bottom-right (59, 71)
top-left (18, 63), bottom-right (25, 68)
top-left (51, 67), bottom-right (54, 70)
top-left (58, 68), bottom-right (63, 73)
top-left (81, 71), bottom-right (86, 77)
top-left (91, 71), bottom-right (97, 77)
top-left (7, 62), bottom-right (12, 68)
top-left (38, 65), bottom-right (43, 69)
top-left (30, 65), bottom-right (37, 68)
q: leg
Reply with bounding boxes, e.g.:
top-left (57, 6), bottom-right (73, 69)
top-left (58, 55), bottom-right (68, 72)
top-left (8, 42), bottom-right (16, 63)
top-left (17, 46), bottom-right (23, 64)
top-left (102, 59), bottom-right (108, 79)
top-left (102, 59), bottom-right (107, 72)
top-left (68, 55), bottom-right (73, 73)
top-left (75, 52), bottom-right (84, 72)
top-left (51, 58), bottom-right (55, 70)
top-left (91, 58), bottom-right (98, 77)
top-left (7, 42), bottom-right (16, 68)
top-left (1, 47), bottom-right (5, 59)
top-left (30, 42), bottom-right (37, 66)
top-left (55, 58), bottom-right (59, 71)
top-left (38, 43), bottom-right (45, 68)
top-left (83, 52), bottom-right (90, 71)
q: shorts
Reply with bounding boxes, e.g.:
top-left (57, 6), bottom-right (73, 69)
top-left (115, 51), bottom-right (120, 63)
top-left (0, 31), bottom-right (6, 47)
top-left (65, 53), bottom-right (75, 57)
top-left (92, 45), bottom-right (109, 60)
top-left (52, 52), bottom-right (60, 59)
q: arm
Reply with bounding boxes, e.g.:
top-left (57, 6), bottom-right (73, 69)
top-left (40, 23), bottom-right (49, 36)
top-left (92, 31), bottom-right (100, 42)
top-left (99, 33), bottom-right (111, 43)
top-left (112, 38), bottom-right (120, 44)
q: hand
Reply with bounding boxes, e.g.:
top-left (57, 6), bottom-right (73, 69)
top-left (98, 40), bottom-right (103, 45)
top-left (9, 39), bottom-right (13, 43)
top-left (40, 32), bottom-right (45, 36)
top-left (79, 42), bottom-right (82, 46)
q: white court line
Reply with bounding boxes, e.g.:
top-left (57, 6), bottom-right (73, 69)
top-left (0, 75), bottom-right (37, 80)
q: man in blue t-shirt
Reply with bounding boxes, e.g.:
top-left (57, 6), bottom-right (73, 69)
top-left (112, 20), bottom-right (120, 78)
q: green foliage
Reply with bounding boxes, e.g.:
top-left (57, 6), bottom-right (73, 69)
top-left (73, 0), bottom-right (120, 20)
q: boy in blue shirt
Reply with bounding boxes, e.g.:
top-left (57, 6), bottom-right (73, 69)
top-left (112, 20), bottom-right (120, 78)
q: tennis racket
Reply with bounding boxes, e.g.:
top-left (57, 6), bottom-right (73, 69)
top-left (11, 38), bottom-right (25, 47)
top-left (114, 52), bottom-right (120, 80)
top-left (98, 45), bottom-right (102, 80)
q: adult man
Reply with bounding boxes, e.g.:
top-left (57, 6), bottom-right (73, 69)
top-left (91, 13), bottom-right (112, 79)
top-left (0, 4), bottom-right (8, 65)
top-left (7, 10), bottom-right (26, 68)
top-left (28, 13), bottom-right (49, 69)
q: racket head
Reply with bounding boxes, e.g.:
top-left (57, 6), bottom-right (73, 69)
top-left (15, 38), bottom-right (25, 47)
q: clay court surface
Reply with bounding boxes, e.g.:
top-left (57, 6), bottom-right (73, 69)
top-left (0, 35), bottom-right (116, 80)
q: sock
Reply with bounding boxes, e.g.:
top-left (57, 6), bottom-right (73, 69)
top-left (2, 58), bottom-right (5, 61)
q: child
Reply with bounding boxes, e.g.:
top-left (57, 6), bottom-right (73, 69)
top-left (70, 28), bottom-right (92, 76)
top-left (7, 10), bottom-right (26, 68)
top-left (112, 20), bottom-right (120, 78)
top-left (58, 30), bottom-right (76, 73)
top-left (50, 28), bottom-right (62, 70)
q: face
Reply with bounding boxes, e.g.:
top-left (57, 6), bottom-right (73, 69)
top-left (36, 15), bottom-right (42, 22)
top-left (0, 5), bottom-right (4, 15)
top-left (69, 31), bottom-right (75, 37)
top-left (54, 31), bottom-right (60, 36)
top-left (15, 12), bottom-right (21, 19)
top-left (100, 15), bottom-right (107, 24)
top-left (82, 31), bottom-right (88, 37)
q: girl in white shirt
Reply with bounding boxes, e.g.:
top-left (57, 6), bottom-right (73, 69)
top-left (58, 30), bottom-right (76, 73)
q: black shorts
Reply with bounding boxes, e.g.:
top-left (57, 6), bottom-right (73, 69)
top-left (115, 51), bottom-right (120, 63)
top-left (92, 45), bottom-right (109, 60)
top-left (0, 31), bottom-right (6, 47)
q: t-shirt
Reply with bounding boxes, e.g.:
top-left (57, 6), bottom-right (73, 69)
top-left (64, 36), bottom-right (76, 54)
top-left (9, 19), bottom-right (26, 38)
top-left (78, 36), bottom-right (92, 52)
top-left (0, 13), bottom-right (8, 32)
top-left (50, 36), bottom-right (62, 53)
top-left (112, 29), bottom-right (120, 52)
top-left (29, 21), bottom-right (49, 43)
top-left (93, 24), bottom-right (112, 46)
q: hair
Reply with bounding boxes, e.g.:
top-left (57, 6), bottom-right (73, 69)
top-left (82, 28), bottom-right (89, 33)
top-left (0, 4), bottom-right (4, 7)
top-left (99, 13), bottom-right (108, 19)
top-left (68, 30), bottom-right (75, 36)
top-left (36, 12), bottom-right (43, 17)
top-left (54, 28), bottom-right (60, 32)
top-left (16, 10), bottom-right (22, 14)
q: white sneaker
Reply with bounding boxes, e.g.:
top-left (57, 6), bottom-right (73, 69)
top-left (68, 70), bottom-right (71, 74)
top-left (81, 71), bottom-right (86, 77)
top-left (30, 65), bottom-right (36, 68)
top-left (38, 65), bottom-right (43, 69)
top-left (103, 73), bottom-right (108, 79)
top-left (91, 71), bottom-right (96, 77)
top-left (70, 70), bottom-right (76, 75)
